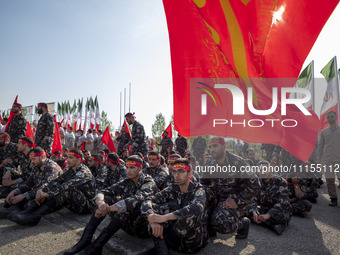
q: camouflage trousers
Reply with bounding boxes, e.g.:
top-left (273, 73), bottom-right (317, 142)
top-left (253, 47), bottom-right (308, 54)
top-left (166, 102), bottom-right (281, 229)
top-left (54, 189), bottom-right (95, 214)
top-left (291, 200), bottom-right (312, 214)
top-left (250, 206), bottom-right (291, 226)
top-left (210, 204), bottom-right (242, 234)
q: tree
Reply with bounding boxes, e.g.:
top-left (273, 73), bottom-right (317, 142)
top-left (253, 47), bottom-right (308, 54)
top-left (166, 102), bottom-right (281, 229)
top-left (100, 110), bottom-right (114, 132)
top-left (151, 113), bottom-right (166, 151)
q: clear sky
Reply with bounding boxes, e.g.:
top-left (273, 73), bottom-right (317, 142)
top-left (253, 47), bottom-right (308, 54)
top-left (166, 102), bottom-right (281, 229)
top-left (0, 1), bottom-right (339, 136)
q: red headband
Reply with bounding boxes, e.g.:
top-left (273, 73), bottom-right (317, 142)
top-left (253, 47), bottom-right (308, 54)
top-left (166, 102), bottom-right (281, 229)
top-left (209, 138), bottom-right (226, 145)
top-left (53, 151), bottom-right (62, 156)
top-left (68, 152), bottom-right (83, 159)
top-left (167, 158), bottom-right (177, 163)
top-left (38, 104), bottom-right (48, 112)
top-left (0, 134), bottom-right (10, 141)
top-left (29, 152), bottom-right (45, 158)
top-left (173, 163), bottom-right (191, 172)
top-left (13, 103), bottom-right (22, 110)
top-left (125, 112), bottom-right (135, 118)
top-left (126, 160), bottom-right (142, 167)
top-left (148, 154), bottom-right (160, 160)
top-left (91, 156), bottom-right (103, 165)
top-left (107, 158), bottom-right (120, 164)
top-left (62, 160), bottom-right (68, 169)
top-left (19, 139), bottom-right (35, 147)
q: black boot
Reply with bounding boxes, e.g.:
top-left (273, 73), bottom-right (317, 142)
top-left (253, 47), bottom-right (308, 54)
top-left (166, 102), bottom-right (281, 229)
top-left (0, 188), bottom-right (11, 199)
top-left (64, 214), bottom-right (105, 255)
top-left (272, 224), bottom-right (285, 235)
top-left (76, 218), bottom-right (122, 255)
top-left (235, 217), bottom-right (250, 239)
top-left (7, 201), bottom-right (39, 220)
top-left (329, 198), bottom-right (337, 207)
top-left (9, 204), bottom-right (52, 226)
top-left (0, 204), bottom-right (21, 219)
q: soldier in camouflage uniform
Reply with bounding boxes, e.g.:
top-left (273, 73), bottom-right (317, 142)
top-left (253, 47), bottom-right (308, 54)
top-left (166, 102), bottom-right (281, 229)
top-left (1, 137), bottom-right (34, 190)
top-left (6, 103), bottom-right (27, 143)
top-left (192, 136), bottom-right (206, 164)
top-left (159, 131), bottom-right (173, 159)
top-left (286, 172), bottom-right (312, 215)
top-left (143, 151), bottom-right (169, 190)
top-left (35, 103), bottom-right (55, 155)
top-left (8, 150), bottom-right (96, 226)
top-left (87, 154), bottom-right (108, 189)
top-left (248, 161), bottom-right (292, 235)
top-left (124, 112), bottom-right (148, 157)
top-left (0, 133), bottom-right (18, 173)
top-left (141, 158), bottom-right (209, 254)
top-left (202, 137), bottom-right (260, 239)
top-left (63, 155), bottom-right (157, 255)
top-left (98, 152), bottom-right (127, 190)
top-left (175, 134), bottom-right (187, 158)
top-left (116, 125), bottom-right (131, 157)
top-left (0, 147), bottom-right (62, 220)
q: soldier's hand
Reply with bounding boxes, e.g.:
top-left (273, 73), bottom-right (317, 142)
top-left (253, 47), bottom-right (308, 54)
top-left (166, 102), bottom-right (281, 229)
top-left (35, 189), bottom-right (48, 205)
top-left (2, 179), bottom-right (15, 187)
top-left (150, 223), bottom-right (164, 239)
top-left (2, 170), bottom-right (11, 181)
top-left (258, 214), bottom-right (270, 222)
top-left (292, 177), bottom-right (299, 185)
top-left (148, 213), bottom-right (167, 224)
top-left (10, 194), bottom-right (24, 204)
top-left (6, 190), bottom-right (17, 204)
top-left (252, 211), bottom-right (261, 224)
top-left (222, 198), bottom-right (238, 209)
top-left (98, 202), bottom-right (110, 214)
top-left (95, 209), bottom-right (107, 218)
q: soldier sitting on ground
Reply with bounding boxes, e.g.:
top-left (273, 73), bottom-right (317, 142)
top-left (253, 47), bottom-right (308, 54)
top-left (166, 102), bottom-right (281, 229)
top-left (141, 158), bottom-right (209, 254)
top-left (63, 155), bottom-right (157, 255)
top-left (7, 149), bottom-right (96, 226)
top-left (248, 161), bottom-right (292, 235)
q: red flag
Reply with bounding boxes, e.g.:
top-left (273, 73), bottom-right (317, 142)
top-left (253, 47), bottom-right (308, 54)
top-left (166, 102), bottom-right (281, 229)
top-left (25, 122), bottom-right (35, 142)
top-left (162, 123), bottom-right (172, 138)
top-left (123, 120), bottom-right (132, 138)
top-left (151, 139), bottom-right (154, 148)
top-left (5, 95), bottom-right (18, 132)
top-left (0, 115), bottom-right (2, 122)
top-left (52, 115), bottom-right (62, 154)
top-left (163, 0), bottom-right (337, 161)
top-left (101, 126), bottom-right (116, 152)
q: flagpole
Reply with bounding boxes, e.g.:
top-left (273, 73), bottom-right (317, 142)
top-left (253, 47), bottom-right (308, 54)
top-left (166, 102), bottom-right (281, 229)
top-left (120, 92), bottom-right (122, 128)
top-left (334, 56), bottom-right (340, 121)
top-left (124, 88), bottom-right (126, 115)
top-left (311, 60), bottom-right (315, 112)
top-left (129, 82), bottom-right (131, 112)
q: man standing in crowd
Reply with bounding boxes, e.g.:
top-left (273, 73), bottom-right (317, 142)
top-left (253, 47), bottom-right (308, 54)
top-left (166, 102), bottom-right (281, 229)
top-left (6, 102), bottom-right (27, 143)
top-left (192, 136), bottom-right (206, 164)
top-left (317, 111), bottom-right (340, 206)
top-left (175, 134), bottom-right (187, 157)
top-left (160, 131), bottom-right (173, 159)
top-left (84, 129), bottom-right (95, 154)
top-left (116, 125), bottom-right (131, 157)
top-left (35, 103), bottom-right (55, 155)
top-left (124, 112), bottom-right (148, 157)
top-left (64, 126), bottom-right (75, 151)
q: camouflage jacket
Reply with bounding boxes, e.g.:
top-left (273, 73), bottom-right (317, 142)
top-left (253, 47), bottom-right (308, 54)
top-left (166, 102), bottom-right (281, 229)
top-left (16, 159), bottom-right (62, 200)
top-left (288, 179), bottom-right (309, 200)
top-left (97, 172), bottom-right (156, 213)
top-left (175, 137), bottom-right (187, 153)
top-left (128, 121), bottom-right (146, 148)
top-left (99, 164), bottom-right (127, 190)
top-left (41, 162), bottom-right (96, 201)
top-left (141, 181), bottom-right (207, 220)
top-left (250, 175), bottom-right (292, 216)
top-left (94, 164), bottom-right (108, 187)
top-left (12, 151), bottom-right (32, 184)
top-left (35, 112), bottom-right (55, 148)
top-left (192, 137), bottom-right (206, 154)
top-left (0, 142), bottom-right (18, 163)
top-left (160, 137), bottom-right (173, 152)
top-left (143, 165), bottom-right (169, 190)
top-left (202, 151), bottom-right (260, 215)
top-left (6, 114), bottom-right (27, 143)
top-left (117, 132), bottom-right (131, 156)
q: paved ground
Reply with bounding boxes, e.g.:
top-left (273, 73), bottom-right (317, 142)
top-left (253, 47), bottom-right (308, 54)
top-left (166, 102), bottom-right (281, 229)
top-left (1, 181), bottom-right (340, 255)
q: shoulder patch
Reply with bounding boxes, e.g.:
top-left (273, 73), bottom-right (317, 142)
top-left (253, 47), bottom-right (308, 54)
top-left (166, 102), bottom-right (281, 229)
top-left (279, 186), bottom-right (286, 192)
top-left (48, 176), bottom-right (53, 182)
top-left (195, 190), bottom-right (203, 196)
top-left (141, 183), bottom-right (151, 190)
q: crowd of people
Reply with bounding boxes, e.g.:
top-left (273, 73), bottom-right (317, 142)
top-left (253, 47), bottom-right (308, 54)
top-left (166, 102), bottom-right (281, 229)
top-left (0, 101), bottom-right (339, 255)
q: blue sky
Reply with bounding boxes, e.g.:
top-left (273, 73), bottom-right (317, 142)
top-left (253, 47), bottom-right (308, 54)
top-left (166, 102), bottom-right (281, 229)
top-left (0, 1), bottom-right (339, 136)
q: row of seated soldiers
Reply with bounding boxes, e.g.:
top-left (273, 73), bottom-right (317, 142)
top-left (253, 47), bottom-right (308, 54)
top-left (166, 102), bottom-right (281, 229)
top-left (0, 133), bottom-right (320, 255)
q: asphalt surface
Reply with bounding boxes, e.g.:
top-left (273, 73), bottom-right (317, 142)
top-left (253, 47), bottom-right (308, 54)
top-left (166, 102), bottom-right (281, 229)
top-left (0, 181), bottom-right (340, 255)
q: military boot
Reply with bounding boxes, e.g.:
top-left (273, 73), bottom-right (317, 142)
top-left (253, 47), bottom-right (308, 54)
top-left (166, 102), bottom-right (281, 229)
top-left (235, 217), bottom-right (250, 239)
top-left (0, 204), bottom-right (21, 219)
top-left (9, 204), bottom-right (52, 226)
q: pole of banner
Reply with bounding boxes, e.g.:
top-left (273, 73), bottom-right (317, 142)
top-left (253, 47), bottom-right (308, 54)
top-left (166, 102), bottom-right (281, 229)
top-left (124, 88), bottom-right (126, 116)
top-left (311, 60), bottom-right (315, 112)
top-left (120, 92), bottom-right (122, 128)
top-left (129, 82), bottom-right (131, 112)
top-left (334, 56), bottom-right (340, 121)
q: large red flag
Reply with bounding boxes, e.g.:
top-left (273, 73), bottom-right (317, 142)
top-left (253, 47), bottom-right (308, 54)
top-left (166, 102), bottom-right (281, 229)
top-left (123, 120), bottom-right (132, 138)
top-left (163, 0), bottom-right (338, 161)
top-left (52, 115), bottom-right (62, 154)
top-left (5, 95), bottom-right (18, 132)
top-left (101, 126), bottom-right (116, 152)
top-left (162, 123), bottom-right (172, 138)
top-left (25, 122), bottom-right (35, 142)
